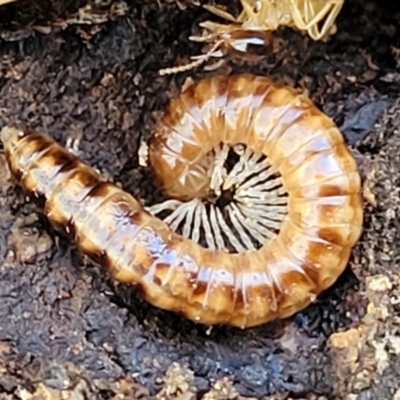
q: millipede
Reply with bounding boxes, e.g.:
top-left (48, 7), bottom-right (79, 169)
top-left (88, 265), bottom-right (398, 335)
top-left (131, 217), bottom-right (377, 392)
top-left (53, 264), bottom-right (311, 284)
top-left (1, 74), bottom-right (363, 328)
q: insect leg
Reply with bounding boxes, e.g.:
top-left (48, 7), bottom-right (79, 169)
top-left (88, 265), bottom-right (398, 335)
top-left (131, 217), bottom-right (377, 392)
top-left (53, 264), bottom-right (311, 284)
top-left (313, 1), bottom-right (343, 39)
top-left (290, 0), bottom-right (342, 40)
top-left (159, 39), bottom-right (225, 75)
top-left (203, 4), bottom-right (239, 22)
top-left (240, 0), bottom-right (263, 27)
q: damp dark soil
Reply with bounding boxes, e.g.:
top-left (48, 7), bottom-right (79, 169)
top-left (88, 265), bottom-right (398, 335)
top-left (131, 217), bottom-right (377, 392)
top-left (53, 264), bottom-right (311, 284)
top-left (0, 0), bottom-right (399, 399)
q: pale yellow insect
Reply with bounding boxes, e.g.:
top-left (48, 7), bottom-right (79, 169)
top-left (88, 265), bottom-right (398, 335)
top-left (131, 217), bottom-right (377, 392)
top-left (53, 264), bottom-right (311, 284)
top-left (159, 0), bottom-right (344, 75)
top-left (204, 0), bottom-right (344, 41)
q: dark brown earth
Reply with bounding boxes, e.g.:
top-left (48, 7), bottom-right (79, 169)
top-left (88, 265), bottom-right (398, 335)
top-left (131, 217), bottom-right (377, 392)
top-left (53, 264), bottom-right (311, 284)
top-left (0, 0), bottom-right (399, 399)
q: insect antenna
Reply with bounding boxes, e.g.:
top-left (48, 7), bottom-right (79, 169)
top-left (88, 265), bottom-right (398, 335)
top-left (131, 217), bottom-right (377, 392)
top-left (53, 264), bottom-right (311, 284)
top-left (159, 39), bottom-right (225, 75)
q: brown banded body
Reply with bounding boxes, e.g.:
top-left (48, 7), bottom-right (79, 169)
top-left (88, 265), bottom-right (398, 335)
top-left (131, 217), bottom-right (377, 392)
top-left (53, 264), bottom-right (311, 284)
top-left (1, 74), bottom-right (363, 328)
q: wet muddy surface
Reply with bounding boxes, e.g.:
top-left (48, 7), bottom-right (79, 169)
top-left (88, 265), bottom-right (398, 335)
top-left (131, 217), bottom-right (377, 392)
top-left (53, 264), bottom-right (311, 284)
top-left (0, 0), bottom-right (399, 399)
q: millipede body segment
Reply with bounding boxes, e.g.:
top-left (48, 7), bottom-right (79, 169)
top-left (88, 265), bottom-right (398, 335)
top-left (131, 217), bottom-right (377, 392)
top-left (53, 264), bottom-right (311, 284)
top-left (1, 74), bottom-right (363, 328)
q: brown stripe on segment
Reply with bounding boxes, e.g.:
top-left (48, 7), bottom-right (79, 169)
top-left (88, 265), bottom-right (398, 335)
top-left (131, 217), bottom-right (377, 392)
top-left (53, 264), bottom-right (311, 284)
top-left (162, 95), bottom-right (188, 130)
top-left (252, 75), bottom-right (273, 96)
top-left (252, 248), bottom-right (282, 314)
top-left (41, 170), bottom-right (100, 237)
top-left (76, 181), bottom-right (120, 221)
top-left (317, 184), bottom-right (345, 197)
top-left (92, 193), bottom-right (148, 283)
top-left (58, 157), bottom-right (81, 174)
top-left (207, 74), bottom-right (230, 101)
top-left (233, 292), bottom-right (245, 317)
top-left (57, 167), bottom-right (103, 206)
top-left (15, 140), bottom-right (54, 177)
top-left (293, 169), bottom-right (362, 199)
top-left (239, 271), bottom-right (277, 324)
top-left (30, 147), bottom-right (82, 196)
top-left (7, 136), bottom-right (54, 182)
top-left (282, 219), bottom-right (340, 260)
top-left (291, 182), bottom-right (348, 199)
top-left (39, 147), bottom-right (75, 170)
top-left (304, 237), bottom-right (352, 290)
top-left (233, 268), bottom-right (246, 311)
top-left (276, 226), bottom-right (322, 289)
top-left (44, 193), bottom-right (75, 229)
top-left (287, 195), bottom-right (361, 248)
top-left (313, 226), bottom-right (341, 246)
top-left (180, 81), bottom-right (213, 133)
top-left (276, 260), bottom-right (318, 296)
top-left (233, 251), bottom-right (270, 315)
top-left (300, 261), bottom-right (324, 286)
top-left (191, 265), bottom-right (212, 297)
top-left (153, 257), bottom-right (174, 287)
top-left (33, 147), bottom-right (73, 172)
top-left (62, 182), bottom-right (128, 253)
top-left (21, 133), bottom-right (54, 154)
top-left (76, 167), bottom-right (103, 188)
top-left (86, 180), bottom-right (116, 200)
top-left (187, 263), bottom-right (213, 322)
top-left (197, 252), bottom-right (230, 298)
top-left (15, 130), bottom-right (54, 150)
top-left (307, 236), bottom-right (346, 264)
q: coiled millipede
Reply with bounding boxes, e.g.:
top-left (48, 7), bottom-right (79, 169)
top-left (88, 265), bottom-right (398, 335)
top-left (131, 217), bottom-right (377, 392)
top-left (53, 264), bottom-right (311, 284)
top-left (1, 74), bottom-right (363, 328)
